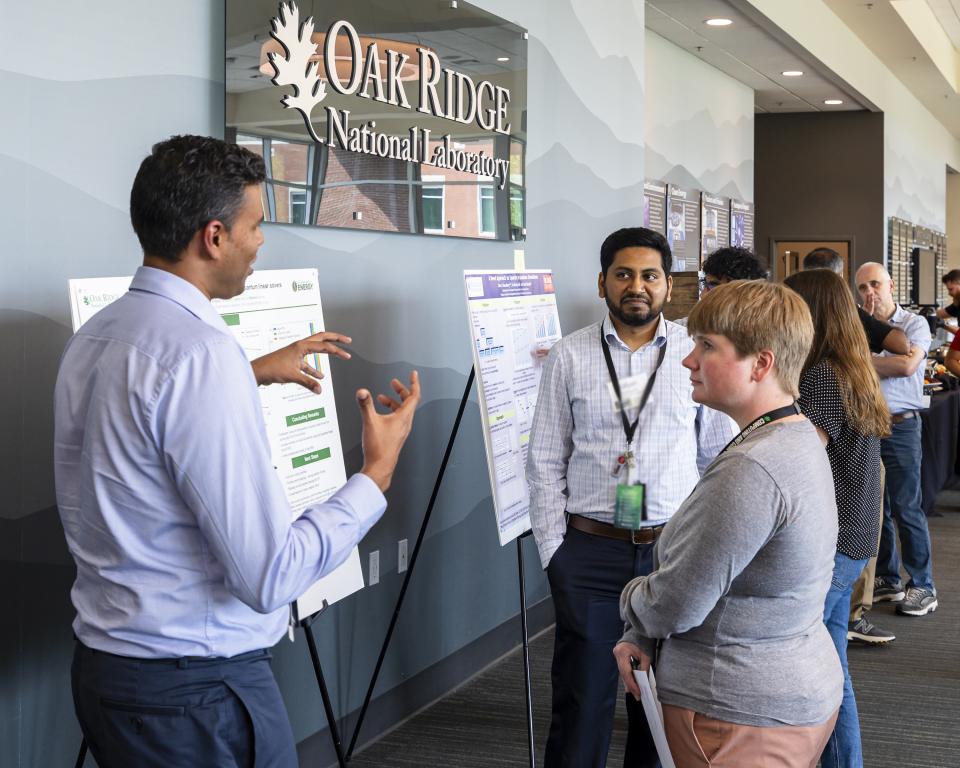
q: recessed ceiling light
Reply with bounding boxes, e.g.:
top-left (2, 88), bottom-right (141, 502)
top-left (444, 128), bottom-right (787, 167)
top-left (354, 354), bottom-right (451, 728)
top-left (497, 56), bottom-right (510, 62)
top-left (704, 18), bottom-right (733, 26)
top-left (824, 99), bottom-right (844, 105)
top-left (782, 70), bottom-right (804, 77)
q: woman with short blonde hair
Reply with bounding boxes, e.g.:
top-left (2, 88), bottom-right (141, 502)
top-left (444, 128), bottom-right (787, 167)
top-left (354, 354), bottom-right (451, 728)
top-left (615, 280), bottom-right (841, 768)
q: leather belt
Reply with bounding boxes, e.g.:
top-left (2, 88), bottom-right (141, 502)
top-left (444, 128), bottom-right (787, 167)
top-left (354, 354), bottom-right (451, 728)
top-left (568, 514), bottom-right (665, 545)
top-left (891, 410), bottom-right (918, 424)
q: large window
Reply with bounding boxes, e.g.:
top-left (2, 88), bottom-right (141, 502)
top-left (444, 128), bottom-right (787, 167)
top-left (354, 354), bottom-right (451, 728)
top-left (422, 182), bottom-right (445, 234)
top-left (289, 189), bottom-right (308, 225)
top-left (478, 185), bottom-right (496, 236)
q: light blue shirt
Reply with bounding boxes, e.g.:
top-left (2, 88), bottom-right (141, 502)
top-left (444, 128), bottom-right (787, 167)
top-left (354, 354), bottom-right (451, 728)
top-left (877, 304), bottom-right (931, 414)
top-left (526, 314), bottom-right (736, 568)
top-left (54, 267), bottom-right (385, 658)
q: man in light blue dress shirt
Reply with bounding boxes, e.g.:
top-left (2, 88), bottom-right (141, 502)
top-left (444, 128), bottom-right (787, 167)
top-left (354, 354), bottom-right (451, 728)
top-left (527, 227), bottom-right (735, 768)
top-left (855, 262), bottom-right (937, 618)
top-left (54, 135), bottom-right (420, 767)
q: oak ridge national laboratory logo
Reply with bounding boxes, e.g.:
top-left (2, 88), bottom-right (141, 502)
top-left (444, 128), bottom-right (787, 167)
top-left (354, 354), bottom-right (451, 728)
top-left (265, 2), bottom-right (327, 143)
top-left (264, 1), bottom-right (513, 190)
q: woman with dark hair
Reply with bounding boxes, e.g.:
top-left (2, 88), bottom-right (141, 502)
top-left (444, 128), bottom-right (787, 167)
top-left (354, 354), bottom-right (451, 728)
top-left (784, 269), bottom-right (890, 768)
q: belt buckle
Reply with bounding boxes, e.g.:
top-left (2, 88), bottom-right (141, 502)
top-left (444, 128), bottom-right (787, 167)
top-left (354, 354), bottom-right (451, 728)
top-left (631, 528), bottom-right (646, 545)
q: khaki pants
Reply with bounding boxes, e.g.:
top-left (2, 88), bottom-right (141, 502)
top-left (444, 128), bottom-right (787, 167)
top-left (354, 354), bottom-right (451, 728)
top-left (662, 704), bottom-right (838, 768)
top-left (850, 463), bottom-right (885, 621)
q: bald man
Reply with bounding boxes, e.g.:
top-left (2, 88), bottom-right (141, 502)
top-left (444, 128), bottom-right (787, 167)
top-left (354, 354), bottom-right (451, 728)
top-left (855, 262), bottom-right (938, 617)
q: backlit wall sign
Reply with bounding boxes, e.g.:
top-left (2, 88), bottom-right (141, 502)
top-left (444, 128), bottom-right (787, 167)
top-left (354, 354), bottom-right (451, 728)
top-left (226, 0), bottom-right (528, 241)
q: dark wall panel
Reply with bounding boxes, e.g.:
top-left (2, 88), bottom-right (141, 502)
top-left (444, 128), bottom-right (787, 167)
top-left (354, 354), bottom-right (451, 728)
top-left (755, 112), bottom-right (884, 277)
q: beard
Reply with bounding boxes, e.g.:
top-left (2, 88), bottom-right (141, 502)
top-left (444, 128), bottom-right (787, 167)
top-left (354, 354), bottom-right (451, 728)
top-left (605, 293), bottom-right (663, 327)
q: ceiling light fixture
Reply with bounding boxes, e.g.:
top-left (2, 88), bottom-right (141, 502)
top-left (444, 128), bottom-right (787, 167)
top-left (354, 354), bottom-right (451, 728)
top-left (497, 56), bottom-right (510, 62)
top-left (704, 18), bottom-right (733, 26)
top-left (824, 99), bottom-right (844, 105)
top-left (781, 70), bottom-right (804, 77)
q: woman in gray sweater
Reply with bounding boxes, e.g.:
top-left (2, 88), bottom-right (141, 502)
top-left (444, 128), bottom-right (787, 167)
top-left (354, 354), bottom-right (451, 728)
top-left (614, 280), bottom-right (842, 768)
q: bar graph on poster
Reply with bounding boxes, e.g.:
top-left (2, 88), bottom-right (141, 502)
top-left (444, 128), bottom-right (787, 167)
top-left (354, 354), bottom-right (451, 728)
top-left (67, 268), bottom-right (362, 621)
top-left (463, 270), bottom-right (563, 545)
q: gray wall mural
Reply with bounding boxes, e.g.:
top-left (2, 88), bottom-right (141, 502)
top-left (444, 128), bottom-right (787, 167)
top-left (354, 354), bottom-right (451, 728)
top-left (644, 30), bottom-right (754, 203)
top-left (0, 0), bottom-right (648, 765)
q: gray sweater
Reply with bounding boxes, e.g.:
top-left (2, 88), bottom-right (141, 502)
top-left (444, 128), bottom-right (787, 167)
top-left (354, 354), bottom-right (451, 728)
top-left (620, 420), bottom-right (842, 727)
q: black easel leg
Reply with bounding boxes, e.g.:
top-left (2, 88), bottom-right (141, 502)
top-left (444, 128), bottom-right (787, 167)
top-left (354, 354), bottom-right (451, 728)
top-left (75, 739), bottom-right (87, 768)
top-left (304, 622), bottom-right (348, 768)
top-left (517, 533), bottom-right (536, 768)
top-left (346, 367), bottom-right (476, 759)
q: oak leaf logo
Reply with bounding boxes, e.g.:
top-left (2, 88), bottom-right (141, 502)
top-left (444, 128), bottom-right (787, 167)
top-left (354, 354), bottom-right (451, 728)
top-left (266, 2), bottom-right (326, 143)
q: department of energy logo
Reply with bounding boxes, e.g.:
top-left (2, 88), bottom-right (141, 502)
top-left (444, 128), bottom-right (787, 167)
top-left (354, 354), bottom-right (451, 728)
top-left (264, 1), bottom-right (513, 190)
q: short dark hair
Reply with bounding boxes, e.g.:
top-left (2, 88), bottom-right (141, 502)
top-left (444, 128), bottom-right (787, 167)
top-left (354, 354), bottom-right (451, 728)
top-left (130, 135), bottom-right (266, 262)
top-left (943, 269), bottom-right (960, 285)
top-left (702, 247), bottom-right (767, 281)
top-left (803, 247), bottom-right (843, 273)
top-left (600, 227), bottom-right (672, 276)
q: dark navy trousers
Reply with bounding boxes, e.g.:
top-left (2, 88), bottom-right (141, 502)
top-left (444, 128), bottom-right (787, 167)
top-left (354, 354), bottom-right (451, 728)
top-left (72, 641), bottom-right (297, 768)
top-left (545, 526), bottom-right (660, 768)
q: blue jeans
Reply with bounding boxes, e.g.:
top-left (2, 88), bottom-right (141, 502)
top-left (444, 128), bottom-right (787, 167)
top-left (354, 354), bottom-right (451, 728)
top-left (820, 552), bottom-right (869, 768)
top-left (878, 418), bottom-right (935, 590)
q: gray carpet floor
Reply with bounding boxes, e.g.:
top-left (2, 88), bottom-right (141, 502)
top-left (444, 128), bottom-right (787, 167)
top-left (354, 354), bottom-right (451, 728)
top-left (350, 504), bottom-right (960, 767)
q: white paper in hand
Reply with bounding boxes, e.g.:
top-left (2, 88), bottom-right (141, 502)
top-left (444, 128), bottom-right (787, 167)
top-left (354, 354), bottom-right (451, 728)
top-left (633, 667), bottom-right (676, 768)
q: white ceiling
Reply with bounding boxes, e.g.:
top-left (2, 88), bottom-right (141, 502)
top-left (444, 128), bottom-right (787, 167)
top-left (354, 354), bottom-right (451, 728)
top-left (645, 0), bottom-right (875, 113)
top-left (824, 0), bottom-right (960, 140)
top-left (927, 0), bottom-right (960, 48)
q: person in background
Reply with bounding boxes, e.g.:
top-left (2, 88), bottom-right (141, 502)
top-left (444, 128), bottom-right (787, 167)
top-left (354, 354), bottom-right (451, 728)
top-left (57, 135), bottom-right (421, 768)
top-left (801, 247), bottom-right (901, 645)
top-left (804, 248), bottom-right (909, 355)
top-left (935, 268), bottom-right (960, 322)
top-left (785, 270), bottom-right (890, 768)
top-left (699, 245), bottom-right (767, 293)
top-left (674, 246), bottom-right (767, 328)
top-left (855, 262), bottom-right (938, 617)
top-left (527, 227), bottom-right (734, 768)
top-left (614, 280), bottom-right (841, 768)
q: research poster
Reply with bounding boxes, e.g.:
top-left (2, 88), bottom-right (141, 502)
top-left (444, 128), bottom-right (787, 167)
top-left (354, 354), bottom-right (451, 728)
top-left (464, 270), bottom-right (563, 545)
top-left (643, 180), bottom-right (667, 236)
top-left (700, 193), bottom-right (730, 262)
top-left (666, 184), bottom-right (701, 272)
top-left (67, 269), bottom-right (362, 620)
top-left (730, 199), bottom-right (755, 251)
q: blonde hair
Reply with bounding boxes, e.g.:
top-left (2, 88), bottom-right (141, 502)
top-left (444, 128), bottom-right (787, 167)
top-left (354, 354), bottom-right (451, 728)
top-left (687, 280), bottom-right (813, 397)
top-left (784, 270), bottom-right (891, 437)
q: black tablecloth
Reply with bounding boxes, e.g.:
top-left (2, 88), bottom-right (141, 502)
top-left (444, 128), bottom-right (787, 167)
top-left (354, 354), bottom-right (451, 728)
top-left (920, 387), bottom-right (960, 515)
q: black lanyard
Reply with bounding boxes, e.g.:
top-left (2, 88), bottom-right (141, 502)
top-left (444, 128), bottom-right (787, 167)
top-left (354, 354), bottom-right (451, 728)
top-left (719, 403), bottom-right (800, 455)
top-left (600, 324), bottom-right (667, 446)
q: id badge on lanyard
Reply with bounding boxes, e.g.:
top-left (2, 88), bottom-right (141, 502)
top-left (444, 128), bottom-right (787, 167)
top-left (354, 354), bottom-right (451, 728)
top-left (600, 325), bottom-right (665, 529)
top-left (614, 443), bottom-right (646, 529)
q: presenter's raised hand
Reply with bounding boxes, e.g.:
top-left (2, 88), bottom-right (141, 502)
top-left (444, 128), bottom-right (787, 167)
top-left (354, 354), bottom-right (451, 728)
top-left (250, 331), bottom-right (352, 394)
top-left (613, 641), bottom-right (649, 701)
top-left (357, 371), bottom-right (421, 492)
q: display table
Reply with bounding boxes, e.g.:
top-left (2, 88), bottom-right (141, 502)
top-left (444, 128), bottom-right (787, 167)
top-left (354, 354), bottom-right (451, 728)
top-left (920, 387), bottom-right (960, 515)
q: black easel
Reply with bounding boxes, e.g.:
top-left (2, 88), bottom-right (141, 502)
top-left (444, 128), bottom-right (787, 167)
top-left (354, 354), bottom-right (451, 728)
top-left (75, 739), bottom-right (87, 768)
top-left (298, 599), bottom-right (349, 768)
top-left (515, 530), bottom-right (537, 768)
top-left (345, 366), bottom-right (476, 760)
top-left (346, 366), bottom-right (537, 768)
